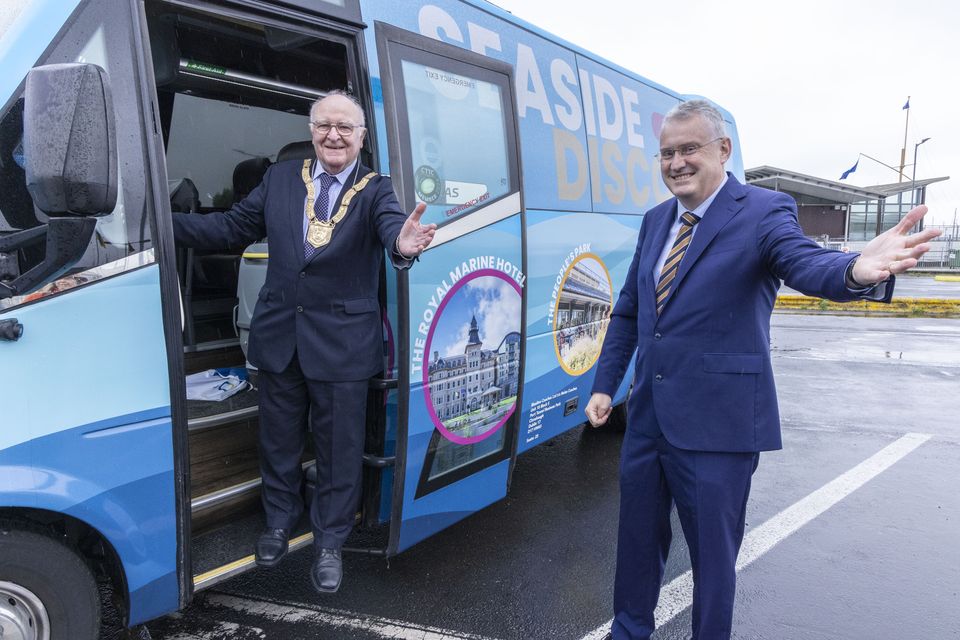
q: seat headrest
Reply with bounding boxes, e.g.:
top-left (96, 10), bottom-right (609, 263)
top-left (168, 177), bottom-right (199, 213)
top-left (276, 140), bottom-right (314, 163)
top-left (232, 156), bottom-right (272, 203)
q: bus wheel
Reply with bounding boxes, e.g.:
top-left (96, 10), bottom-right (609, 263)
top-left (0, 525), bottom-right (100, 640)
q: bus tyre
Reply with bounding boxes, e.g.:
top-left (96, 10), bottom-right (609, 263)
top-left (0, 524), bottom-right (100, 640)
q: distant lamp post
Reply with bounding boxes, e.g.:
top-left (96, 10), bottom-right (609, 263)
top-left (910, 137), bottom-right (931, 209)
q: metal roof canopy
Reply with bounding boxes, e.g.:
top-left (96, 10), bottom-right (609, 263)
top-left (865, 176), bottom-right (950, 197)
top-left (745, 165), bottom-right (949, 205)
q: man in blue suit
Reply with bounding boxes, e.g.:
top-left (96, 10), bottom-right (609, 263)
top-left (586, 100), bottom-right (940, 640)
top-left (173, 91), bottom-right (435, 594)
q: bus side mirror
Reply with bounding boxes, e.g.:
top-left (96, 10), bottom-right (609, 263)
top-left (23, 62), bottom-right (118, 215)
top-left (0, 64), bottom-right (117, 300)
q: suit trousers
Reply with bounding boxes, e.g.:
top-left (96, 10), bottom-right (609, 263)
top-left (613, 431), bottom-right (759, 640)
top-left (257, 353), bottom-right (368, 549)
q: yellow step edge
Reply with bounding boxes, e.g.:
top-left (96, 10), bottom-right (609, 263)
top-left (192, 531), bottom-right (314, 591)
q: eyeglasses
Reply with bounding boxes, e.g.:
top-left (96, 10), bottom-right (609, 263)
top-left (657, 137), bottom-right (724, 162)
top-left (310, 121), bottom-right (363, 137)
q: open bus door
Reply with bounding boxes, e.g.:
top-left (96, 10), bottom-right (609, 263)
top-left (374, 24), bottom-right (526, 553)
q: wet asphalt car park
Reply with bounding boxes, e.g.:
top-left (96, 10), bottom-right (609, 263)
top-left (130, 285), bottom-right (960, 640)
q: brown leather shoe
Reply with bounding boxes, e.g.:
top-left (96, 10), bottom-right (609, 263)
top-left (254, 528), bottom-right (289, 567)
top-left (310, 547), bottom-right (342, 593)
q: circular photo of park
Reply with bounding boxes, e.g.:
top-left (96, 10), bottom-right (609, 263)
top-left (423, 270), bottom-right (522, 445)
top-left (553, 254), bottom-right (614, 375)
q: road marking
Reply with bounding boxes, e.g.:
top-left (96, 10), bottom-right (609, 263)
top-left (203, 592), bottom-right (501, 640)
top-left (162, 619), bottom-right (266, 639)
top-left (579, 432), bottom-right (932, 640)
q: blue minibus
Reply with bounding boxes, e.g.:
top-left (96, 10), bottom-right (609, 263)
top-left (0, 0), bottom-right (743, 637)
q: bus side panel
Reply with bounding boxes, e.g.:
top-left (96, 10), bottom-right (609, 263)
top-left (518, 210), bottom-right (641, 451)
top-left (0, 265), bottom-right (178, 625)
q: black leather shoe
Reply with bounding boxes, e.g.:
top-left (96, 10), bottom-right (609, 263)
top-left (255, 528), bottom-right (289, 567)
top-left (310, 547), bottom-right (343, 593)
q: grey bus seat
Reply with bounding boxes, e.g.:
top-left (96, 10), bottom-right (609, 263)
top-left (276, 140), bottom-right (313, 163)
top-left (232, 156), bottom-right (272, 202)
top-left (169, 177), bottom-right (199, 213)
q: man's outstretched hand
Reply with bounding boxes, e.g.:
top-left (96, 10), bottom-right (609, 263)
top-left (397, 203), bottom-right (437, 258)
top-left (852, 205), bottom-right (942, 285)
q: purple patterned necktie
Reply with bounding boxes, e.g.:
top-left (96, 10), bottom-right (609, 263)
top-left (304, 172), bottom-right (337, 260)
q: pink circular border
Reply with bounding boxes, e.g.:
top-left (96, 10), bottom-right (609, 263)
top-left (421, 268), bottom-right (522, 445)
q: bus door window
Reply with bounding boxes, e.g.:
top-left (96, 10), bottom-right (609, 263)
top-left (377, 33), bottom-right (521, 249)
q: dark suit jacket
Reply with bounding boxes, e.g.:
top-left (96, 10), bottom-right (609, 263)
top-left (593, 174), bottom-right (893, 453)
top-left (173, 160), bottom-right (409, 381)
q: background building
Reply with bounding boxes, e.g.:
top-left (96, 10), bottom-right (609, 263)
top-left (747, 166), bottom-right (957, 268)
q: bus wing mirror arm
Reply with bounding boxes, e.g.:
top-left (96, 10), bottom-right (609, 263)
top-left (0, 218), bottom-right (97, 299)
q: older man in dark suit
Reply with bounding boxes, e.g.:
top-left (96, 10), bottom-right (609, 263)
top-left (173, 91), bottom-right (435, 594)
top-left (586, 99), bottom-right (940, 639)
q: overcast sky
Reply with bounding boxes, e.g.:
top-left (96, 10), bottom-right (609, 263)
top-left (494, 0), bottom-right (959, 226)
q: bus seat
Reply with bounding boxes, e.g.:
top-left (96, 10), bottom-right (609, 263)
top-left (276, 140), bottom-right (314, 163)
top-left (232, 156), bottom-right (272, 203)
top-left (168, 177), bottom-right (199, 213)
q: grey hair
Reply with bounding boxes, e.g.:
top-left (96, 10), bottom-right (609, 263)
top-left (663, 99), bottom-right (727, 139)
top-left (310, 89), bottom-right (366, 126)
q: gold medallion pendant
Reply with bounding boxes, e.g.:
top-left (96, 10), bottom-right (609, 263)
top-left (307, 221), bottom-right (333, 248)
top-left (301, 160), bottom-right (380, 251)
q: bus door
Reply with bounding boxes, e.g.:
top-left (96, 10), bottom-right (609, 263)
top-left (375, 24), bottom-right (525, 553)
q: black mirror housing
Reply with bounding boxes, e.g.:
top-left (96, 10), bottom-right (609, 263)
top-left (23, 63), bottom-right (118, 216)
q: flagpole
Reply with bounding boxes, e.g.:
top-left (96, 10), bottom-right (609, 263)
top-left (899, 96), bottom-right (910, 182)
top-left (859, 152), bottom-right (906, 178)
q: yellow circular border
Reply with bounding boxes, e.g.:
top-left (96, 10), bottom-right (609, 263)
top-left (551, 252), bottom-right (614, 376)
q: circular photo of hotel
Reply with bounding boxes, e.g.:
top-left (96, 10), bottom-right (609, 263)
top-left (423, 270), bottom-right (522, 446)
top-left (553, 254), bottom-right (614, 375)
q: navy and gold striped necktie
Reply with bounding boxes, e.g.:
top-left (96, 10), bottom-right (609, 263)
top-left (655, 211), bottom-right (701, 315)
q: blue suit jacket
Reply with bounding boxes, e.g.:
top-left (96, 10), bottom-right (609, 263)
top-left (173, 160), bottom-right (409, 381)
top-left (592, 175), bottom-right (893, 452)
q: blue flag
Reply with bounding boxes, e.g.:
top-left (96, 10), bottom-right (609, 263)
top-left (840, 159), bottom-right (858, 181)
top-left (903, 98), bottom-right (910, 110)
